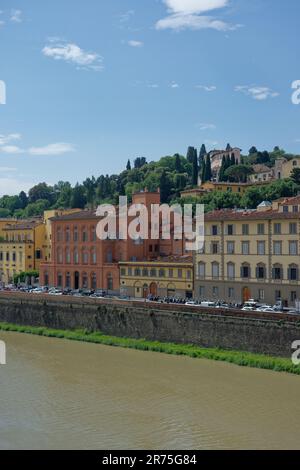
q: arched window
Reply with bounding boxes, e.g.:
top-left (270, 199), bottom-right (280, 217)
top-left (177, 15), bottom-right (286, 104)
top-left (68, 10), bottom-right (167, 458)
top-left (65, 227), bottom-right (70, 243)
top-left (212, 262), bottom-right (219, 279)
top-left (82, 249), bottom-right (89, 265)
top-left (91, 248), bottom-right (97, 264)
top-left (65, 248), bottom-right (71, 264)
top-left (82, 227), bottom-right (88, 242)
top-left (57, 273), bottom-right (63, 288)
top-left (272, 264), bottom-right (283, 280)
top-left (227, 262), bottom-right (235, 280)
top-left (142, 268), bottom-right (149, 277)
top-left (241, 263), bottom-right (251, 279)
top-left (74, 248), bottom-right (79, 265)
top-left (82, 272), bottom-right (88, 289)
top-left (57, 248), bottom-right (63, 264)
top-left (56, 227), bottom-right (62, 242)
top-left (198, 262), bottom-right (205, 278)
top-left (256, 263), bottom-right (266, 279)
top-left (159, 269), bottom-right (165, 278)
top-left (134, 268), bottom-right (141, 276)
top-left (107, 273), bottom-right (113, 291)
top-left (73, 226), bottom-right (78, 242)
top-left (91, 272), bottom-right (97, 290)
top-left (288, 264), bottom-right (299, 281)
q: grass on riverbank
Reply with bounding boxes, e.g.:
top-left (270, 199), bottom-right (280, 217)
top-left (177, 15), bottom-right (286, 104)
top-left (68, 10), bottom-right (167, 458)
top-left (0, 321), bottom-right (300, 376)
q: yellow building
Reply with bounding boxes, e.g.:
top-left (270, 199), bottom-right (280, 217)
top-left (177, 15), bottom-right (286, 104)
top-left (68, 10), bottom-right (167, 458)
top-left (0, 209), bottom-right (82, 284)
top-left (119, 256), bottom-right (194, 299)
top-left (181, 182), bottom-right (257, 199)
top-left (194, 196), bottom-right (300, 308)
top-left (275, 156), bottom-right (300, 180)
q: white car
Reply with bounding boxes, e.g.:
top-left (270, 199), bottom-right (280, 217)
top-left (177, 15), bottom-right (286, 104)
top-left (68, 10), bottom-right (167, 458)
top-left (242, 306), bottom-right (255, 311)
top-left (48, 289), bottom-right (63, 296)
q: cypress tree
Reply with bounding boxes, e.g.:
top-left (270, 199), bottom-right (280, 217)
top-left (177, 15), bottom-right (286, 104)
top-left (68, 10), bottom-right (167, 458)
top-left (186, 146), bottom-right (195, 164)
top-left (126, 159), bottom-right (131, 171)
top-left (201, 159), bottom-right (206, 183)
top-left (205, 155), bottom-right (212, 182)
top-left (192, 151), bottom-right (199, 186)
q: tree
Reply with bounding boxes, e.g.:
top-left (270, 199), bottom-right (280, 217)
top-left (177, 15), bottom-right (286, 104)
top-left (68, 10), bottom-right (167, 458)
top-left (225, 164), bottom-right (253, 183)
top-left (126, 159), bottom-right (131, 171)
top-left (28, 183), bottom-right (55, 205)
top-left (199, 144), bottom-right (207, 159)
top-left (186, 146), bottom-right (196, 164)
top-left (226, 143), bottom-right (232, 151)
top-left (175, 154), bottom-right (182, 173)
top-left (70, 184), bottom-right (87, 209)
top-left (219, 156), bottom-right (226, 182)
top-left (291, 168), bottom-right (300, 184)
top-left (134, 157), bottom-right (147, 169)
top-left (204, 156), bottom-right (212, 182)
top-left (159, 170), bottom-right (171, 203)
top-left (249, 146), bottom-right (258, 155)
top-left (19, 191), bottom-right (28, 209)
top-left (192, 151), bottom-right (199, 186)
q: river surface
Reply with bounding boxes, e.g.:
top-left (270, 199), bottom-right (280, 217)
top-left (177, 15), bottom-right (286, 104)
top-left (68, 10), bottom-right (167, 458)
top-left (1, 331), bottom-right (300, 450)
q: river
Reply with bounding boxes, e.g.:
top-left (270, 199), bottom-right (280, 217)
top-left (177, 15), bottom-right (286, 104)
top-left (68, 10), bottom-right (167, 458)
top-left (0, 331), bottom-right (300, 450)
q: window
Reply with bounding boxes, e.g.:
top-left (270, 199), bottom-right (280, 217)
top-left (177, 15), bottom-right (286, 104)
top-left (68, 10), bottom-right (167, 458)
top-left (198, 262), bottom-right (205, 278)
top-left (242, 224), bottom-right (249, 236)
top-left (83, 251), bottom-right (89, 264)
top-left (212, 286), bottom-right (219, 297)
top-left (291, 291), bottom-right (297, 302)
top-left (65, 272), bottom-right (71, 288)
top-left (150, 268), bottom-right (157, 277)
top-left (178, 269), bottom-right (182, 279)
top-left (143, 268), bottom-right (149, 277)
top-left (211, 242), bottom-right (219, 254)
top-left (35, 250), bottom-right (41, 260)
top-left (290, 223), bottom-right (297, 235)
top-left (57, 273), bottom-right (63, 288)
top-left (66, 249), bottom-right (71, 264)
top-left (227, 225), bottom-right (234, 236)
top-left (273, 241), bottom-right (282, 255)
top-left (227, 241), bottom-right (235, 254)
top-left (12, 252), bottom-right (16, 262)
top-left (227, 263), bottom-right (235, 279)
top-left (241, 265), bottom-right (250, 278)
top-left (120, 268), bottom-right (126, 276)
top-left (199, 286), bottom-right (205, 297)
top-left (212, 225), bottom-right (218, 236)
top-left (74, 227), bottom-right (78, 242)
top-left (289, 241), bottom-right (298, 256)
top-left (74, 249), bottom-right (79, 264)
top-left (257, 224), bottom-right (265, 235)
top-left (128, 267), bottom-right (132, 276)
top-left (257, 241), bottom-right (266, 255)
top-left (288, 266), bottom-right (299, 281)
top-left (242, 241), bottom-right (250, 255)
top-left (169, 269), bottom-right (173, 278)
top-left (135, 268), bottom-right (141, 276)
top-left (91, 273), bottom-right (97, 290)
top-left (283, 206), bottom-right (289, 213)
top-left (187, 270), bottom-right (191, 280)
top-left (65, 228), bottom-right (70, 242)
top-left (212, 262), bottom-right (219, 279)
top-left (274, 223), bottom-right (281, 235)
top-left (293, 206), bottom-right (299, 213)
top-left (56, 228), bottom-right (62, 242)
top-left (82, 230), bottom-right (88, 242)
top-left (275, 290), bottom-right (281, 301)
top-left (106, 251), bottom-right (113, 263)
top-left (228, 287), bottom-right (235, 299)
top-left (258, 289), bottom-right (265, 300)
top-left (256, 265), bottom-right (266, 279)
top-left (57, 248), bottom-right (63, 264)
top-left (91, 249), bottom-right (97, 264)
top-left (273, 266), bottom-right (283, 280)
top-left (82, 273), bottom-right (88, 289)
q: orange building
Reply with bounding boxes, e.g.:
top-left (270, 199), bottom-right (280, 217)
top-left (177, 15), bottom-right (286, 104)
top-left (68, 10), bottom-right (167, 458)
top-left (40, 190), bottom-right (185, 292)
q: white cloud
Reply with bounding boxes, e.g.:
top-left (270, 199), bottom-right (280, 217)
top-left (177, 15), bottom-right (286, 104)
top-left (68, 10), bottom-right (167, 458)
top-left (10, 9), bottom-right (22, 23)
top-left (128, 40), bottom-right (144, 47)
top-left (156, 0), bottom-right (241, 31)
top-left (119, 10), bottom-right (135, 23)
top-left (0, 135), bottom-right (75, 156)
top-left (170, 81), bottom-right (179, 88)
top-left (196, 84), bottom-right (217, 91)
top-left (147, 83), bottom-right (159, 88)
top-left (0, 167), bottom-right (17, 172)
top-left (0, 134), bottom-right (22, 145)
top-left (42, 40), bottom-right (103, 71)
top-left (28, 143), bottom-right (76, 156)
top-left (0, 145), bottom-right (24, 154)
top-left (235, 85), bottom-right (279, 101)
top-left (197, 123), bottom-right (216, 130)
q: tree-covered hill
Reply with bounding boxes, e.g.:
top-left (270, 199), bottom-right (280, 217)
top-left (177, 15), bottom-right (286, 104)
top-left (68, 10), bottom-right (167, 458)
top-left (0, 145), bottom-right (299, 218)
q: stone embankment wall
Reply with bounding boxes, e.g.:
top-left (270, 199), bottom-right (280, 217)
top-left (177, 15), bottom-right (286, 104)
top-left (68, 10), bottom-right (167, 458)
top-left (0, 293), bottom-right (300, 357)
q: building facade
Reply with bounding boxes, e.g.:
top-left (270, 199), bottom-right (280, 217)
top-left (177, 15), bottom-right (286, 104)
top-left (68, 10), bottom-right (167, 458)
top-left (194, 196), bottom-right (300, 307)
top-left (40, 190), bottom-right (186, 291)
top-left (207, 147), bottom-right (241, 180)
top-left (119, 256), bottom-right (193, 299)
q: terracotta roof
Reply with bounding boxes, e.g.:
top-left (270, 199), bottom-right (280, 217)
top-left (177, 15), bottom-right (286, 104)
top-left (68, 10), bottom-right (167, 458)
top-left (3, 220), bottom-right (43, 230)
top-left (50, 210), bottom-right (99, 221)
top-left (204, 208), bottom-right (300, 221)
top-left (252, 164), bottom-right (273, 174)
top-left (278, 196), bottom-right (300, 205)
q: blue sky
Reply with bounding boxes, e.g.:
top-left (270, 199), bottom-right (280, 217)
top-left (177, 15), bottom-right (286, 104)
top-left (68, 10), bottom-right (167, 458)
top-left (0, 0), bottom-right (299, 195)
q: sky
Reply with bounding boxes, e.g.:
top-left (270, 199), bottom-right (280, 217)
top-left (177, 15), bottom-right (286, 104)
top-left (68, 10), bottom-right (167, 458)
top-left (0, 0), bottom-right (300, 195)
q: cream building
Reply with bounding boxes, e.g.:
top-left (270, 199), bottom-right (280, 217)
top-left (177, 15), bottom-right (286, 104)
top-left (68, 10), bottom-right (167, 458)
top-left (195, 196), bottom-right (300, 307)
